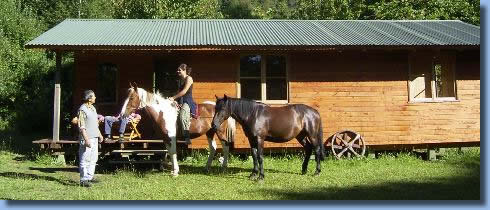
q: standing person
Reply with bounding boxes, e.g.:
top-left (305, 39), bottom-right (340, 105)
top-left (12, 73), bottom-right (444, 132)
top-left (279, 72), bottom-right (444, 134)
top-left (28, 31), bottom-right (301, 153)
top-left (77, 90), bottom-right (103, 187)
top-left (169, 63), bottom-right (196, 145)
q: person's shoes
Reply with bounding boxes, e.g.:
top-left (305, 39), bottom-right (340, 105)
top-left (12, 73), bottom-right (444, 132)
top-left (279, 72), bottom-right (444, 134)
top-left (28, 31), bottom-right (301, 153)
top-left (90, 178), bottom-right (101, 184)
top-left (80, 180), bottom-right (92, 187)
top-left (118, 134), bottom-right (125, 142)
top-left (104, 135), bottom-right (111, 142)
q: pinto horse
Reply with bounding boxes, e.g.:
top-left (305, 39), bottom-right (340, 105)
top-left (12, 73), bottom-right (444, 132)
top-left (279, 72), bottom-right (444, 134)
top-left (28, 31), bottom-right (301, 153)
top-left (121, 85), bottom-right (236, 175)
top-left (212, 95), bottom-right (325, 181)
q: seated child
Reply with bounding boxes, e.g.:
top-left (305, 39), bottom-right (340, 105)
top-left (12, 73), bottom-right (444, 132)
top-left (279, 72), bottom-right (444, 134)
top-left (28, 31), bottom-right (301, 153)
top-left (103, 113), bottom-right (141, 141)
top-left (71, 114), bottom-right (104, 125)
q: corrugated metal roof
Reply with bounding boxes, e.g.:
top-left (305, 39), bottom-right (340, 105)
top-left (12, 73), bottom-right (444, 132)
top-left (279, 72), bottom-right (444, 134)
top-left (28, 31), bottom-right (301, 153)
top-left (25, 19), bottom-right (480, 50)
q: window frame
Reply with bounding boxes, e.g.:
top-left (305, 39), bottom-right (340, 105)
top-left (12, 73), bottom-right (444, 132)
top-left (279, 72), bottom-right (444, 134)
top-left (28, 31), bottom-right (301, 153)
top-left (237, 54), bottom-right (289, 104)
top-left (408, 52), bottom-right (458, 103)
top-left (96, 62), bottom-right (119, 105)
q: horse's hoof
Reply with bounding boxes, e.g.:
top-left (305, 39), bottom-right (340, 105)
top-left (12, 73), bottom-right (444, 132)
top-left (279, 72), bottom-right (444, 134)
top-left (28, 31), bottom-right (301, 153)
top-left (313, 172), bottom-right (320, 176)
top-left (301, 171), bottom-right (307, 175)
top-left (249, 174), bottom-right (258, 180)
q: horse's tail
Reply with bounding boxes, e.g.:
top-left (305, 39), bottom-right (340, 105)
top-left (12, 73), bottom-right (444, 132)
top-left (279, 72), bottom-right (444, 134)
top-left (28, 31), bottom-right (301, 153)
top-left (317, 117), bottom-right (326, 161)
top-left (226, 117), bottom-right (236, 150)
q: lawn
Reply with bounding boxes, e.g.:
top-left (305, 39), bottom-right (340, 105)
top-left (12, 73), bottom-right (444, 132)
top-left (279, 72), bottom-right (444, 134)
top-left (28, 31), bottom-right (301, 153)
top-left (0, 148), bottom-right (480, 200)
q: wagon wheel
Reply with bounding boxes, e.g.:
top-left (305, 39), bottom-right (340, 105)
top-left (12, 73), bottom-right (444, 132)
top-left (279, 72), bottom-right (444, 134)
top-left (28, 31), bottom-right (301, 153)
top-left (331, 130), bottom-right (366, 159)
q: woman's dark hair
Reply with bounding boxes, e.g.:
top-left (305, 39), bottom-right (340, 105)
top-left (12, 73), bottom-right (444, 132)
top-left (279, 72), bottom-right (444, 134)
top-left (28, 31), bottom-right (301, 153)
top-left (82, 90), bottom-right (95, 101)
top-left (178, 63), bottom-right (192, 75)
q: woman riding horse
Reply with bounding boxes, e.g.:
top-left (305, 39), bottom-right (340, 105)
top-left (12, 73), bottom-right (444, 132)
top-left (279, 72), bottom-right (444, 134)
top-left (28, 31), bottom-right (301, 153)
top-left (121, 85), bottom-right (236, 175)
top-left (169, 63), bottom-right (196, 145)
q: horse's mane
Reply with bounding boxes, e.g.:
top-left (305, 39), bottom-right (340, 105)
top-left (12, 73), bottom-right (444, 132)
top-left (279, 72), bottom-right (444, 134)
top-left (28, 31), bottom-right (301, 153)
top-left (227, 97), bottom-right (268, 120)
top-left (202, 101), bottom-right (215, 105)
top-left (134, 88), bottom-right (176, 110)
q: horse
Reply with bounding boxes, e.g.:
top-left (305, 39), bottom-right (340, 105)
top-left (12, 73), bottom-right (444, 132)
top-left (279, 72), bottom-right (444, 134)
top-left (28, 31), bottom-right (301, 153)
top-left (120, 85), bottom-right (236, 176)
top-left (211, 95), bottom-right (325, 181)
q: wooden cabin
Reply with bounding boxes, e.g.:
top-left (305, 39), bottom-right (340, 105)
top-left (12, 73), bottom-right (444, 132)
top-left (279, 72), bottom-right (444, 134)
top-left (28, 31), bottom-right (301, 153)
top-left (26, 19), bottom-right (480, 152)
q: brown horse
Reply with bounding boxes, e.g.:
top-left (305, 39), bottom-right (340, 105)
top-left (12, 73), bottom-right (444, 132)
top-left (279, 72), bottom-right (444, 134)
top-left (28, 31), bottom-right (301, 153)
top-left (212, 95), bottom-right (325, 181)
top-left (121, 85), bottom-right (236, 175)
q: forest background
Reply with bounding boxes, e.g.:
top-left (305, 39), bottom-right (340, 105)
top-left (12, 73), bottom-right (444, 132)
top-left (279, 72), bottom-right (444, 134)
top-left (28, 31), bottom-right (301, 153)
top-left (0, 0), bottom-right (480, 153)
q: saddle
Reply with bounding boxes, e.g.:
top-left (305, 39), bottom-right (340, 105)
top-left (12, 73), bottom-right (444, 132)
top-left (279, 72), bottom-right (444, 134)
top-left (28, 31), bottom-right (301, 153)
top-left (191, 104), bottom-right (199, 119)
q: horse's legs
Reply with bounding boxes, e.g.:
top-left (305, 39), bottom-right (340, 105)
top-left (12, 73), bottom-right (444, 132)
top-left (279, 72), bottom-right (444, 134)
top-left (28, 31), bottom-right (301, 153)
top-left (296, 133), bottom-right (311, 175)
top-left (249, 148), bottom-right (259, 180)
top-left (205, 133), bottom-right (217, 173)
top-left (220, 139), bottom-right (230, 169)
top-left (314, 144), bottom-right (322, 176)
top-left (249, 139), bottom-right (259, 180)
top-left (308, 129), bottom-right (323, 176)
top-left (302, 140), bottom-right (313, 175)
top-left (312, 134), bottom-right (323, 176)
top-left (167, 136), bottom-right (179, 176)
top-left (257, 137), bottom-right (265, 181)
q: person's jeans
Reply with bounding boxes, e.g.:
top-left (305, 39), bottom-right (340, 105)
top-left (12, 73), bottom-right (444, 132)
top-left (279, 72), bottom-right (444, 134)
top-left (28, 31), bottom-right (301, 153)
top-left (79, 137), bottom-right (98, 181)
top-left (179, 104), bottom-right (190, 132)
top-left (104, 116), bottom-right (130, 135)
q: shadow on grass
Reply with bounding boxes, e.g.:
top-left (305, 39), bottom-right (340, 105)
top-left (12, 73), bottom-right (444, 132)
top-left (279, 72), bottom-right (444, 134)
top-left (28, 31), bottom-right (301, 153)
top-left (13, 155), bottom-right (34, 162)
top-left (28, 167), bottom-right (78, 174)
top-left (0, 131), bottom-right (49, 155)
top-left (255, 169), bottom-right (481, 200)
top-left (177, 163), bottom-right (293, 176)
top-left (0, 172), bottom-right (79, 186)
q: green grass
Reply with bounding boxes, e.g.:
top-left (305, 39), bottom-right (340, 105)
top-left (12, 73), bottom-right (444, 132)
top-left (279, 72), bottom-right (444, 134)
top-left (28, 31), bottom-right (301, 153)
top-left (0, 148), bottom-right (480, 200)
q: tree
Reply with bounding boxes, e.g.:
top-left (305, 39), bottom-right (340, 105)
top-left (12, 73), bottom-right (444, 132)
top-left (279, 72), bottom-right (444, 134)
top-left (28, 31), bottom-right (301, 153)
top-left (0, 0), bottom-right (56, 131)
top-left (366, 0), bottom-right (479, 25)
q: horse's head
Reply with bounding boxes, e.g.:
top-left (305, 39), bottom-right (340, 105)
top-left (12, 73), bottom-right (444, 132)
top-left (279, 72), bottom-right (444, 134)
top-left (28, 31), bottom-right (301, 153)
top-left (122, 83), bottom-right (141, 118)
top-left (212, 94), bottom-right (231, 131)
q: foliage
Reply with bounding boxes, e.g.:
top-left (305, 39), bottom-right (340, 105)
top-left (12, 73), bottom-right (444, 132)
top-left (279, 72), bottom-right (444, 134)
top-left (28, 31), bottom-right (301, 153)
top-left (0, 0), bottom-right (54, 131)
top-left (80, 0), bottom-right (115, 19)
top-left (112, 0), bottom-right (224, 19)
top-left (290, 0), bottom-right (365, 20)
top-left (366, 0), bottom-right (480, 25)
top-left (20, 0), bottom-right (79, 28)
top-left (221, 0), bottom-right (256, 18)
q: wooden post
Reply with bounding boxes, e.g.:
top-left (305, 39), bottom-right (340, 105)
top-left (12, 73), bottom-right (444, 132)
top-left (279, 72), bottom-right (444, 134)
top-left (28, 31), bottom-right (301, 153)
top-left (53, 51), bottom-right (62, 142)
top-left (54, 51), bottom-right (65, 165)
top-left (53, 84), bottom-right (61, 142)
top-left (427, 148), bottom-right (436, 161)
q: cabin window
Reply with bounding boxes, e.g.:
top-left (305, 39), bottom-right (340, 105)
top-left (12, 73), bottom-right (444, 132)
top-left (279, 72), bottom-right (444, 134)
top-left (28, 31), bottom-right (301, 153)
top-left (96, 63), bottom-right (118, 104)
top-left (239, 55), bottom-right (288, 103)
top-left (409, 53), bottom-right (457, 102)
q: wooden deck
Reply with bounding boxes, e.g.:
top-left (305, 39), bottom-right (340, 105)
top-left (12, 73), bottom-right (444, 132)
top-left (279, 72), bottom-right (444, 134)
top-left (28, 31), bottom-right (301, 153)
top-left (32, 138), bottom-right (190, 158)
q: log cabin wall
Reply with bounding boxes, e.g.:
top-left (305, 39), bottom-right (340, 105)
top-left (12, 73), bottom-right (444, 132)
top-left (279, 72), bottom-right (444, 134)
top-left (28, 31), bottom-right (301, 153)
top-left (288, 49), bottom-right (479, 149)
top-left (74, 51), bottom-right (153, 115)
top-left (73, 51), bottom-right (240, 147)
top-left (73, 49), bottom-right (480, 150)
